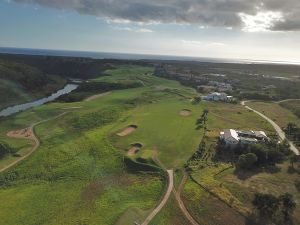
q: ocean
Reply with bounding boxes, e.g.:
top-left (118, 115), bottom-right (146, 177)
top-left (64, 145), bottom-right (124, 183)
top-left (0, 47), bottom-right (299, 65)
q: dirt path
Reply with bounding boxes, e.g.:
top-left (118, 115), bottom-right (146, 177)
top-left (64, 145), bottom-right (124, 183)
top-left (84, 92), bottom-right (111, 102)
top-left (174, 172), bottom-right (200, 225)
top-left (241, 101), bottom-right (299, 155)
top-left (0, 112), bottom-right (67, 173)
top-left (141, 170), bottom-right (174, 225)
top-left (275, 99), bottom-right (300, 103)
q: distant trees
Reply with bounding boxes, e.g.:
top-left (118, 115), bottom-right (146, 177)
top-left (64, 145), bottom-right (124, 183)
top-left (195, 109), bottom-right (209, 130)
top-left (192, 96), bottom-right (202, 104)
top-left (252, 193), bottom-right (296, 224)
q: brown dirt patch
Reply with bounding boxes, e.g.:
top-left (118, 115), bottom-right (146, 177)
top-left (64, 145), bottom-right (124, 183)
top-left (84, 91), bottom-right (111, 102)
top-left (117, 125), bottom-right (138, 137)
top-left (127, 143), bottom-right (143, 156)
top-left (7, 128), bottom-right (34, 140)
top-left (180, 109), bottom-right (192, 117)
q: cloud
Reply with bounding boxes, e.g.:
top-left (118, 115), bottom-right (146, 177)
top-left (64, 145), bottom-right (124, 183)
top-left (239, 11), bottom-right (284, 32)
top-left (113, 27), bottom-right (154, 33)
top-left (12, 0), bottom-right (300, 31)
top-left (182, 40), bottom-right (226, 47)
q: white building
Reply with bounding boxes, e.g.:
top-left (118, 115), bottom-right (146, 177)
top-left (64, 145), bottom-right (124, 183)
top-left (220, 129), bottom-right (268, 146)
top-left (203, 92), bottom-right (228, 101)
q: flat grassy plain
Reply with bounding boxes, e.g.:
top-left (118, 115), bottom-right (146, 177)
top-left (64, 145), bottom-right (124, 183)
top-left (247, 101), bottom-right (300, 128)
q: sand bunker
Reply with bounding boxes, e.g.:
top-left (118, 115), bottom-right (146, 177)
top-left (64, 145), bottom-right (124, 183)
top-left (127, 143), bottom-right (143, 156)
top-left (180, 109), bottom-right (192, 117)
top-left (7, 128), bottom-right (34, 140)
top-left (117, 125), bottom-right (138, 137)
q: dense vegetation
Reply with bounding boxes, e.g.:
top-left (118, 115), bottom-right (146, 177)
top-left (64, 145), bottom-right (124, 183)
top-left (0, 141), bottom-right (15, 159)
top-left (153, 61), bottom-right (300, 100)
top-left (280, 100), bottom-right (300, 119)
top-left (0, 59), bottom-right (66, 109)
top-left (216, 140), bottom-right (291, 170)
top-left (58, 81), bottom-right (142, 102)
top-left (252, 193), bottom-right (296, 225)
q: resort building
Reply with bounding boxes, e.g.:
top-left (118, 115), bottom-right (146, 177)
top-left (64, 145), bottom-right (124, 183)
top-left (203, 92), bottom-right (229, 101)
top-left (220, 129), bottom-right (268, 146)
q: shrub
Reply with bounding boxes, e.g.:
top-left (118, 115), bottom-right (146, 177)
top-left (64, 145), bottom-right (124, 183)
top-left (237, 153), bottom-right (258, 169)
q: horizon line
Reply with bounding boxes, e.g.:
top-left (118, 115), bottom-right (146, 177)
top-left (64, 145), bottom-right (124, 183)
top-left (1, 46), bottom-right (300, 66)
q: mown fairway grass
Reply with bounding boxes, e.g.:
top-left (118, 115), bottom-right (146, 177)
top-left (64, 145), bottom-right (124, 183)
top-left (112, 98), bottom-right (205, 168)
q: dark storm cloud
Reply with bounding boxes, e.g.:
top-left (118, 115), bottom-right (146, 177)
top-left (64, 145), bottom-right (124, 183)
top-left (12, 0), bottom-right (300, 31)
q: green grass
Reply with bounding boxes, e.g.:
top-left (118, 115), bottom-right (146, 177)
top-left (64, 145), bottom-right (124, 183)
top-left (149, 195), bottom-right (190, 225)
top-left (217, 161), bottom-right (300, 224)
top-left (112, 98), bottom-right (204, 169)
top-left (0, 65), bottom-right (168, 225)
top-left (183, 179), bottom-right (246, 225)
top-left (1, 64), bottom-right (296, 225)
top-left (280, 100), bottom-right (300, 119)
top-left (247, 101), bottom-right (300, 128)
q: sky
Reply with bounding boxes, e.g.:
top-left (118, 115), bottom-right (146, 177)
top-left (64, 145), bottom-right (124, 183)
top-left (1, 0), bottom-right (300, 62)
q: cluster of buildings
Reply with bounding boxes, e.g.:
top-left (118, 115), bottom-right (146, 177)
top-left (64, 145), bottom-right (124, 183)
top-left (203, 92), bottom-right (233, 102)
top-left (220, 129), bottom-right (268, 146)
top-left (198, 81), bottom-right (232, 93)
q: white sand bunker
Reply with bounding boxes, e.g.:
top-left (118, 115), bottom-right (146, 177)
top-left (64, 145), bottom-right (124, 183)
top-left (180, 109), bottom-right (192, 117)
top-left (117, 125), bottom-right (138, 137)
top-left (127, 143), bottom-right (143, 156)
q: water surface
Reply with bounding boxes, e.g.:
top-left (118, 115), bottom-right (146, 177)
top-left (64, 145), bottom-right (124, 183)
top-left (0, 84), bottom-right (78, 117)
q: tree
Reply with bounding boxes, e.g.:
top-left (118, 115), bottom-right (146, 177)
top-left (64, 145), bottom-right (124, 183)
top-left (237, 153), bottom-right (258, 169)
top-left (192, 96), bottom-right (202, 104)
top-left (252, 193), bottom-right (296, 224)
top-left (279, 193), bottom-right (296, 222)
top-left (287, 122), bottom-right (297, 135)
top-left (252, 193), bottom-right (279, 221)
top-left (290, 154), bottom-right (300, 169)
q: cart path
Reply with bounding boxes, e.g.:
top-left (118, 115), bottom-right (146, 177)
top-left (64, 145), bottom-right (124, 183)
top-left (0, 112), bottom-right (67, 173)
top-left (174, 172), bottom-right (200, 225)
top-left (141, 170), bottom-right (174, 225)
top-left (275, 99), bottom-right (300, 103)
top-left (241, 101), bottom-right (299, 155)
top-left (84, 91), bottom-right (111, 101)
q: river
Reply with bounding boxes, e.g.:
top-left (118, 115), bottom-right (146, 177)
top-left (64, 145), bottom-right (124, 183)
top-left (0, 84), bottom-right (78, 117)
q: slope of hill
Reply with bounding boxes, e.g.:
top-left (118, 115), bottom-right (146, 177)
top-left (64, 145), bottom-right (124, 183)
top-left (0, 59), bottom-right (66, 110)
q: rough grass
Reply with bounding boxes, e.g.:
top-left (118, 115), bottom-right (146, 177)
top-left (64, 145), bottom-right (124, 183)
top-left (247, 101), bottom-right (300, 128)
top-left (0, 65), bottom-right (169, 225)
top-left (280, 100), bottom-right (300, 119)
top-left (183, 179), bottom-right (246, 225)
top-left (149, 195), bottom-right (191, 225)
top-left (217, 161), bottom-right (300, 224)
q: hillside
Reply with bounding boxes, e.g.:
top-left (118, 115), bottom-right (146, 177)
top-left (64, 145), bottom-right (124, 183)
top-left (0, 59), bottom-right (66, 110)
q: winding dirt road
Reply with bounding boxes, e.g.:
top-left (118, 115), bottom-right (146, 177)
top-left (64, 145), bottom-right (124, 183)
top-left (0, 112), bottom-right (67, 173)
top-left (241, 101), bottom-right (299, 155)
top-left (275, 99), bottom-right (300, 104)
top-left (174, 172), bottom-right (200, 225)
top-left (141, 170), bottom-right (174, 225)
